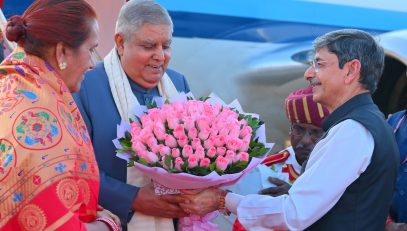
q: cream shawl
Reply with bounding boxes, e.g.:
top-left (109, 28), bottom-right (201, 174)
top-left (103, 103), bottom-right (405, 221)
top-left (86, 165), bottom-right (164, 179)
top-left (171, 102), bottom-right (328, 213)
top-left (104, 48), bottom-right (178, 231)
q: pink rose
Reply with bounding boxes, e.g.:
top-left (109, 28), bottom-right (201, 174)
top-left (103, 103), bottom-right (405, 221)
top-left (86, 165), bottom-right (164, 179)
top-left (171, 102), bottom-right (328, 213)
top-left (238, 152), bottom-right (249, 162)
top-left (145, 151), bottom-right (159, 164)
top-left (174, 157), bottom-right (184, 171)
top-left (194, 146), bottom-right (205, 159)
top-left (239, 140), bottom-right (250, 152)
top-left (153, 123), bottom-right (166, 140)
top-left (219, 127), bottom-right (229, 136)
top-left (217, 147), bottom-right (226, 156)
top-left (139, 129), bottom-right (154, 144)
top-left (191, 138), bottom-right (202, 150)
top-left (153, 129), bottom-right (166, 141)
top-left (214, 136), bottom-right (225, 147)
top-left (171, 148), bottom-right (181, 158)
top-left (158, 144), bottom-right (171, 156)
top-left (209, 127), bottom-right (218, 137)
top-left (215, 156), bottom-right (229, 171)
top-left (147, 108), bottom-right (162, 121)
top-left (140, 114), bottom-right (153, 128)
top-left (167, 115), bottom-right (179, 129)
top-left (130, 122), bottom-right (142, 137)
top-left (225, 150), bottom-right (236, 163)
top-left (188, 127), bottom-right (198, 139)
top-left (173, 101), bottom-right (184, 112)
top-left (182, 145), bottom-right (193, 158)
top-left (198, 127), bottom-right (210, 141)
top-left (183, 117), bottom-right (195, 130)
top-left (146, 135), bottom-right (158, 148)
top-left (207, 147), bottom-right (217, 158)
top-left (239, 126), bottom-right (252, 138)
top-left (239, 119), bottom-right (248, 126)
top-left (136, 149), bottom-right (148, 160)
top-left (188, 155), bottom-right (198, 168)
top-left (173, 124), bottom-right (186, 139)
top-left (242, 134), bottom-right (251, 143)
top-left (164, 134), bottom-right (178, 148)
top-left (226, 138), bottom-right (242, 152)
top-left (228, 126), bottom-right (240, 139)
top-left (203, 138), bottom-right (214, 149)
top-left (177, 134), bottom-right (188, 148)
top-left (132, 141), bottom-right (146, 154)
top-left (200, 158), bottom-right (210, 168)
top-left (197, 117), bottom-right (211, 131)
top-left (148, 143), bottom-right (159, 154)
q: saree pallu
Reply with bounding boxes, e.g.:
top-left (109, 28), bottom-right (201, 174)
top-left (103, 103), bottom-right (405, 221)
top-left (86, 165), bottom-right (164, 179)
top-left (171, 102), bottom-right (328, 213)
top-left (0, 48), bottom-right (100, 230)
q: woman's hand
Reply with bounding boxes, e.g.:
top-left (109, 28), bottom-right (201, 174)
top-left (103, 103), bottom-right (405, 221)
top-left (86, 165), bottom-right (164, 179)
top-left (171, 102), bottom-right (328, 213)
top-left (179, 188), bottom-right (222, 216)
top-left (96, 207), bottom-right (121, 229)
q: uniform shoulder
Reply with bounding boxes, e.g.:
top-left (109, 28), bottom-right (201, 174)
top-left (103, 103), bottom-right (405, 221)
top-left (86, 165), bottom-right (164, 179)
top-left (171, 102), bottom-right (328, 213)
top-left (261, 149), bottom-right (290, 166)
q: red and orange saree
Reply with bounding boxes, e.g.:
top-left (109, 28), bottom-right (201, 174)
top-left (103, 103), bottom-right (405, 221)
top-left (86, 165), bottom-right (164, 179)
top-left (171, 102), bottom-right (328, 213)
top-left (0, 48), bottom-right (99, 230)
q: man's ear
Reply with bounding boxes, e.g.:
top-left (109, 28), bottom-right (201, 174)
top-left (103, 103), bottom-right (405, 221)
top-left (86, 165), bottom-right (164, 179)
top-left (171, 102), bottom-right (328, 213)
top-left (344, 59), bottom-right (361, 84)
top-left (114, 33), bottom-right (125, 56)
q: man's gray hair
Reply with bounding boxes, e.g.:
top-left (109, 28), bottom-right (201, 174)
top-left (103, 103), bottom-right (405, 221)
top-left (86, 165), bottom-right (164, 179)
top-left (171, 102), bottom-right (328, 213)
top-left (116, 0), bottom-right (173, 40)
top-left (313, 29), bottom-right (385, 93)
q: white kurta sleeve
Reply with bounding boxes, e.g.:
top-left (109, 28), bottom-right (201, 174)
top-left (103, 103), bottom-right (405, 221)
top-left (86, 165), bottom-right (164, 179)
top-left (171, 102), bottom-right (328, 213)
top-left (226, 119), bottom-right (374, 230)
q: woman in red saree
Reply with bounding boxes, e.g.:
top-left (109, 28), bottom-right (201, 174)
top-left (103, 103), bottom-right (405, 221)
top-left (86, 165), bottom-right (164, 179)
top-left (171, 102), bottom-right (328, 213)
top-left (0, 0), bottom-right (120, 230)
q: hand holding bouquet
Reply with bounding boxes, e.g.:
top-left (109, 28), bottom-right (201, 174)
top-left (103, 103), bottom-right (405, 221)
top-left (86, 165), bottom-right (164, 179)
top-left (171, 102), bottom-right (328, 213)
top-left (114, 92), bottom-right (273, 230)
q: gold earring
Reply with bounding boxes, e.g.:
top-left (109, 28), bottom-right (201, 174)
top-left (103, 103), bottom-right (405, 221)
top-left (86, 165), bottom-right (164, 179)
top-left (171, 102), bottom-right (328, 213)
top-left (58, 62), bottom-right (67, 70)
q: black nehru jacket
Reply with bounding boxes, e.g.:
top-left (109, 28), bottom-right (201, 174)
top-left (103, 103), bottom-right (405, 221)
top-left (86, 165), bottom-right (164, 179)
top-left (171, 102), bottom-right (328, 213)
top-left (306, 93), bottom-right (399, 231)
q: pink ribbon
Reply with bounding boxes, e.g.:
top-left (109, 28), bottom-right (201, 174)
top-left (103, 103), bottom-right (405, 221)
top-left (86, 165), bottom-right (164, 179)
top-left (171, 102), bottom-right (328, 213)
top-left (179, 211), bottom-right (220, 231)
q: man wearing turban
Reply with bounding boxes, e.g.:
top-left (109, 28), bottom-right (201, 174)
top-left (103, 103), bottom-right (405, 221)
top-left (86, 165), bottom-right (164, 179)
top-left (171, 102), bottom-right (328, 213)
top-left (222, 86), bottom-right (330, 231)
top-left (260, 85), bottom-right (329, 191)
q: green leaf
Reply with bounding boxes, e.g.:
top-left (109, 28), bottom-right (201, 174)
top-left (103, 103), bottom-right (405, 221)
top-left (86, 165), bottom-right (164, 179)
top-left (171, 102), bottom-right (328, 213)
top-left (145, 99), bottom-right (157, 109)
top-left (0, 143), bottom-right (5, 152)
top-left (138, 158), bottom-right (149, 166)
top-left (124, 131), bottom-right (132, 140)
top-left (164, 155), bottom-right (173, 169)
top-left (133, 115), bottom-right (141, 125)
top-left (164, 99), bottom-right (171, 104)
top-left (190, 166), bottom-right (211, 176)
top-left (198, 96), bottom-right (210, 101)
top-left (227, 161), bottom-right (249, 173)
top-left (119, 137), bottom-right (132, 149)
top-left (210, 162), bottom-right (215, 172)
top-left (127, 160), bottom-right (135, 167)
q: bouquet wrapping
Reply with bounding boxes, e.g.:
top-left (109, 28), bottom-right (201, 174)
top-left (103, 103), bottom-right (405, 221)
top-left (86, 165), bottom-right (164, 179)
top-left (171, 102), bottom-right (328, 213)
top-left (114, 92), bottom-right (273, 231)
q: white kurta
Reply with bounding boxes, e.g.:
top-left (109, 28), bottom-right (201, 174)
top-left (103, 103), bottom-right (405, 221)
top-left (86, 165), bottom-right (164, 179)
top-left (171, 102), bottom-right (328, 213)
top-left (214, 147), bottom-right (301, 230)
top-left (226, 119), bottom-right (374, 231)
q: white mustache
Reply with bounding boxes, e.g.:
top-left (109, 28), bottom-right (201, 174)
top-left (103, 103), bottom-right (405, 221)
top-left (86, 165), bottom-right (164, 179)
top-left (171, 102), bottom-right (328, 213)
top-left (308, 79), bottom-right (321, 85)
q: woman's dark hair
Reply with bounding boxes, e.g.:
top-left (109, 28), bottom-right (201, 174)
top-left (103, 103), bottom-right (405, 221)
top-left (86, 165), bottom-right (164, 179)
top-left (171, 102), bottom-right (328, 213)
top-left (6, 0), bottom-right (97, 57)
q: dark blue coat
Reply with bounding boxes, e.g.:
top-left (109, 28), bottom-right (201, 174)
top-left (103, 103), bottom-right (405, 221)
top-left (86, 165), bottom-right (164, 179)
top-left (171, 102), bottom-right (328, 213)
top-left (73, 62), bottom-right (190, 229)
top-left (388, 110), bottom-right (407, 222)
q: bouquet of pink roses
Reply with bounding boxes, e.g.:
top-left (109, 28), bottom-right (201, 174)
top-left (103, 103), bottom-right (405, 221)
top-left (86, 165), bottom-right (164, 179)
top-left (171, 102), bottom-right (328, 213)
top-left (114, 92), bottom-right (273, 230)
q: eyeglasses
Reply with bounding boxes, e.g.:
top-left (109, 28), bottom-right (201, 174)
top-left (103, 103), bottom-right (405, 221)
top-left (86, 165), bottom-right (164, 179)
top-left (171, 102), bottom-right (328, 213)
top-left (309, 59), bottom-right (328, 73)
top-left (290, 124), bottom-right (324, 142)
